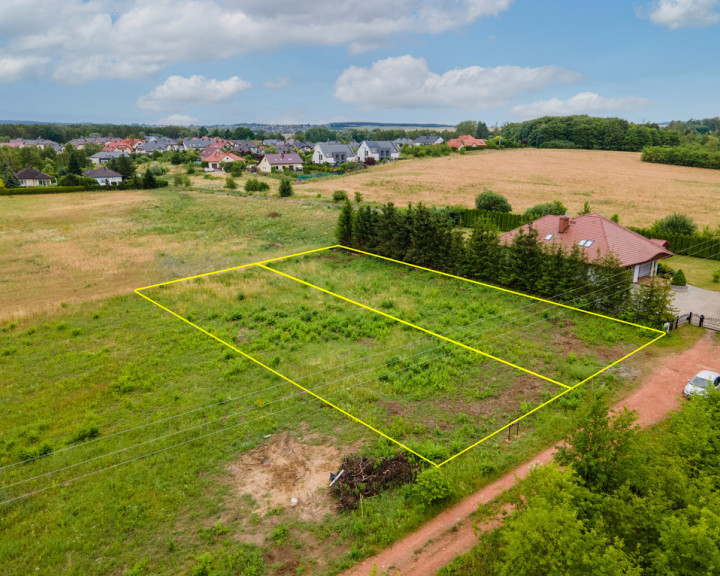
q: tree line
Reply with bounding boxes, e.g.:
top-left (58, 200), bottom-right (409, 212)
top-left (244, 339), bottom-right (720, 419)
top-left (336, 202), bottom-right (675, 327)
top-left (440, 389), bottom-right (720, 575)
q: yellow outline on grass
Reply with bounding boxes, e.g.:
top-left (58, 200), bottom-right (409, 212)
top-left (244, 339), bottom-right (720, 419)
top-left (136, 244), bottom-right (665, 467)
top-left (258, 264), bottom-right (570, 390)
top-left (134, 288), bottom-right (439, 468)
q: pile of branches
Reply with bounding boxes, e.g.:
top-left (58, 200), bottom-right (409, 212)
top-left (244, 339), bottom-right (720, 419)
top-left (330, 453), bottom-right (419, 511)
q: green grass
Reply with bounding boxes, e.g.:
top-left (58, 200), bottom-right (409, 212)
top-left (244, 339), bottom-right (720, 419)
top-left (0, 189), bottom-right (691, 576)
top-left (663, 255), bottom-right (720, 291)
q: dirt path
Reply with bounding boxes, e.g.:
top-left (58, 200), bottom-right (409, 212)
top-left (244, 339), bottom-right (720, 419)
top-left (342, 331), bottom-right (719, 576)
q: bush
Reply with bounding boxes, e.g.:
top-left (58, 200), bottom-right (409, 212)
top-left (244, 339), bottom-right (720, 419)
top-left (244, 178), bottom-right (269, 192)
top-left (229, 161), bottom-right (245, 177)
top-left (474, 190), bottom-right (512, 212)
top-left (413, 467), bottom-right (452, 505)
top-left (524, 200), bottom-right (567, 219)
top-left (671, 269), bottom-right (687, 286)
top-left (651, 212), bottom-right (698, 237)
top-left (354, 191), bottom-right (364, 203)
top-left (333, 190), bottom-right (348, 202)
top-left (713, 270), bottom-right (720, 283)
top-left (278, 177), bottom-right (293, 197)
top-left (225, 176), bottom-right (237, 190)
top-left (186, 163), bottom-right (196, 174)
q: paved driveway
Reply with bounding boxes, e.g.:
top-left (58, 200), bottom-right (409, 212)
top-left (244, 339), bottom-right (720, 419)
top-left (672, 285), bottom-right (720, 317)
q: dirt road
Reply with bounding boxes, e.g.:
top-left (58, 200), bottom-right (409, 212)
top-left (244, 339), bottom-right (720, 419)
top-left (342, 331), bottom-right (719, 576)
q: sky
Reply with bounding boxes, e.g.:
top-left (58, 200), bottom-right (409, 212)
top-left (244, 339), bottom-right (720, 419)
top-left (0, 0), bottom-right (718, 127)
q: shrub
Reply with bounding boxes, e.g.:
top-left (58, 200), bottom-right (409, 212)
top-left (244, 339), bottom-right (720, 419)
top-left (524, 200), bottom-right (567, 219)
top-left (413, 467), bottom-right (452, 505)
top-left (474, 190), bottom-right (512, 212)
top-left (278, 177), bottom-right (293, 197)
top-left (651, 212), bottom-right (698, 237)
top-left (713, 270), bottom-right (720, 283)
top-left (671, 269), bottom-right (687, 286)
top-left (225, 176), bottom-right (237, 190)
top-left (354, 191), bottom-right (364, 203)
top-left (364, 157), bottom-right (377, 166)
top-left (333, 190), bottom-right (348, 202)
top-left (186, 163), bottom-right (196, 174)
top-left (229, 161), bottom-right (245, 177)
top-left (244, 178), bottom-right (269, 192)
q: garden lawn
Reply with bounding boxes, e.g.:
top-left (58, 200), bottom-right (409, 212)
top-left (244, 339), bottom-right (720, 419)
top-left (663, 255), bottom-right (720, 291)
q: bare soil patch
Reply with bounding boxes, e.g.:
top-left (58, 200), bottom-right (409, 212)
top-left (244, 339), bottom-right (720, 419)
top-left (301, 149), bottom-right (720, 227)
top-left (225, 431), bottom-right (343, 522)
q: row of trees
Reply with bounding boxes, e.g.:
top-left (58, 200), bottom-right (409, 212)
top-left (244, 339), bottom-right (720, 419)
top-left (642, 144), bottom-right (720, 170)
top-left (442, 390), bottom-right (720, 575)
top-left (336, 202), bottom-right (675, 326)
top-left (501, 116), bottom-right (680, 151)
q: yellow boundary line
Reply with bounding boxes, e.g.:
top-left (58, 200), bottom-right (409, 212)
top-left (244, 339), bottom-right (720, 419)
top-left (136, 244), bottom-right (665, 467)
top-left (258, 264), bottom-right (570, 390)
top-left (134, 289), bottom-right (439, 467)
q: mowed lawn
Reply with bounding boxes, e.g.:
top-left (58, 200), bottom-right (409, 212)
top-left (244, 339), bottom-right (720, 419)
top-left (663, 255), bottom-right (720, 291)
top-left (0, 185), bottom-right (701, 576)
top-left (299, 149), bottom-right (720, 228)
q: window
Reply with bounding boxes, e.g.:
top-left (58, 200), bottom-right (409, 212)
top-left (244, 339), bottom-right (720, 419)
top-left (544, 233), bottom-right (554, 241)
top-left (578, 239), bottom-right (594, 247)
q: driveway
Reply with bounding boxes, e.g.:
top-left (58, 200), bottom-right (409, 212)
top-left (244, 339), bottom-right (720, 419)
top-left (672, 285), bottom-right (720, 317)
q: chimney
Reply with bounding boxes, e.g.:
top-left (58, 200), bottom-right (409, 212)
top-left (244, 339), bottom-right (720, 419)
top-left (558, 215), bottom-right (570, 234)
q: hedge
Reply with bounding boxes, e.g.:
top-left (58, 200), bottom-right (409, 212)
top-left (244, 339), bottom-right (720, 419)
top-left (0, 180), bottom-right (169, 196)
top-left (628, 227), bottom-right (720, 261)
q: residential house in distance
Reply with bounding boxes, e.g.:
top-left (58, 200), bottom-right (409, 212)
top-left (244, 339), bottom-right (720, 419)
top-left (257, 153), bottom-right (304, 173)
top-left (90, 151), bottom-right (130, 165)
top-left (500, 213), bottom-right (673, 283)
top-left (15, 167), bottom-right (53, 187)
top-left (67, 137), bottom-right (114, 150)
top-left (412, 135), bottom-right (444, 146)
top-left (204, 151), bottom-right (243, 171)
top-left (182, 138), bottom-right (214, 151)
top-left (312, 142), bottom-right (356, 166)
top-left (446, 135), bottom-right (486, 149)
top-left (231, 140), bottom-right (260, 155)
top-left (3, 138), bottom-right (61, 151)
top-left (356, 141), bottom-right (400, 163)
top-left (82, 166), bottom-right (123, 185)
top-left (137, 137), bottom-right (178, 155)
top-left (392, 137), bottom-right (413, 148)
top-left (103, 138), bottom-right (142, 153)
top-left (262, 139), bottom-right (284, 148)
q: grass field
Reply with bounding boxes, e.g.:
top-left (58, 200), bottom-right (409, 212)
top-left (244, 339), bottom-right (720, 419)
top-left (297, 149), bottom-right (720, 228)
top-left (663, 255), bottom-right (720, 291)
top-left (0, 185), bottom-right (700, 576)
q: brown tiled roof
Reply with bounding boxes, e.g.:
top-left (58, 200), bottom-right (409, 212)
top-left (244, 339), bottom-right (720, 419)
top-left (203, 152), bottom-right (243, 163)
top-left (15, 167), bottom-right (52, 179)
top-left (499, 213), bottom-right (673, 268)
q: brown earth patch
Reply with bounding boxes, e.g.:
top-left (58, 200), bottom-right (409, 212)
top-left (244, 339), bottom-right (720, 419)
top-left (225, 431), bottom-right (343, 522)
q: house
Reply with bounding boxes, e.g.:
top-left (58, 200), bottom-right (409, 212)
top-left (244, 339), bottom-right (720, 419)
top-left (312, 143), bottom-right (356, 166)
top-left (3, 138), bottom-right (61, 151)
top-left (262, 139), bottom-right (284, 147)
top-left (182, 138), bottom-right (214, 151)
top-left (356, 141), bottom-right (400, 162)
top-left (15, 167), bottom-right (53, 187)
top-left (82, 166), bottom-right (123, 185)
top-left (103, 138), bottom-right (142, 153)
top-left (412, 135), bottom-right (444, 146)
top-left (257, 153), bottom-right (304, 173)
top-left (199, 141), bottom-right (228, 159)
top-left (203, 151), bottom-right (243, 171)
top-left (392, 137), bottom-right (413, 148)
top-left (90, 151), bottom-right (130, 165)
top-left (137, 137), bottom-right (178, 155)
top-left (446, 135), bottom-right (486, 149)
top-left (275, 143), bottom-right (294, 154)
top-left (231, 140), bottom-right (260, 155)
top-left (500, 213), bottom-right (673, 283)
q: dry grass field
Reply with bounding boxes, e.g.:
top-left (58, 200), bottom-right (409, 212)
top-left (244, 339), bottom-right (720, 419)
top-left (300, 149), bottom-right (720, 228)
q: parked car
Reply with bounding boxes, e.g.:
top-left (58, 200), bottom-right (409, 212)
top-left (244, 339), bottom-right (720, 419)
top-left (683, 370), bottom-right (720, 398)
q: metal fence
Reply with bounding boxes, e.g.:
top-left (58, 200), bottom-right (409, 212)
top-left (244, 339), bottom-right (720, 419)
top-left (673, 312), bottom-right (720, 331)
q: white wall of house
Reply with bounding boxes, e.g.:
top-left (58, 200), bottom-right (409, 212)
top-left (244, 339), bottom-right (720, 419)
top-left (93, 176), bottom-right (122, 186)
top-left (20, 178), bottom-right (51, 187)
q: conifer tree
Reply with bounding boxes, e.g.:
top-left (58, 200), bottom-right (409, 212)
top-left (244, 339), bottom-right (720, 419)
top-left (591, 251), bottom-right (632, 315)
top-left (536, 244), bottom-right (565, 297)
top-left (2, 163), bottom-right (20, 188)
top-left (352, 205), bottom-right (378, 251)
top-left (67, 150), bottom-right (83, 175)
top-left (500, 227), bottom-right (542, 292)
top-left (142, 169), bottom-right (156, 189)
top-left (447, 229), bottom-right (469, 276)
top-left (335, 200), bottom-right (354, 246)
top-left (466, 218), bottom-right (501, 281)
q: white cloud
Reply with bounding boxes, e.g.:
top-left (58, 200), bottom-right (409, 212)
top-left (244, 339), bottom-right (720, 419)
top-left (334, 55), bottom-right (581, 110)
top-left (641, 0), bottom-right (720, 28)
top-left (0, 0), bottom-right (515, 84)
top-left (137, 75), bottom-right (251, 111)
top-left (264, 76), bottom-right (290, 89)
top-left (0, 54), bottom-right (50, 82)
top-left (511, 92), bottom-right (654, 119)
top-left (152, 114), bottom-right (199, 126)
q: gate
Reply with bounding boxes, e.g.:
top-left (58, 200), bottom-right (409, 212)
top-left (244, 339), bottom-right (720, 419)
top-left (672, 312), bottom-right (720, 331)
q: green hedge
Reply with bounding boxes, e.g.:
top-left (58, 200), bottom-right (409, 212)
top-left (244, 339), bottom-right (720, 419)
top-left (0, 180), bottom-right (169, 196)
top-left (642, 145), bottom-right (720, 170)
top-left (628, 227), bottom-right (720, 261)
top-left (458, 208), bottom-right (532, 230)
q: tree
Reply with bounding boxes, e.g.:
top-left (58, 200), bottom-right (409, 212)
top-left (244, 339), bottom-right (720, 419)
top-left (142, 169), bottom-right (156, 189)
top-left (113, 155), bottom-right (135, 180)
top-left (2, 163), bottom-right (20, 188)
top-left (578, 201), bottom-right (591, 215)
top-left (475, 190), bottom-right (512, 213)
top-left (278, 177), bottom-right (293, 197)
top-left (304, 127), bottom-right (337, 143)
top-left (454, 120), bottom-right (477, 137)
top-left (524, 200), bottom-right (567, 219)
top-left (651, 212), bottom-right (698, 237)
top-left (67, 150), bottom-right (83, 175)
top-left (336, 201), bottom-right (354, 246)
top-left (671, 269), bottom-right (687, 286)
top-left (500, 226), bottom-right (543, 292)
top-left (476, 121), bottom-right (491, 139)
top-left (466, 218), bottom-right (501, 281)
top-left (224, 176), bottom-right (237, 190)
top-left (555, 395), bottom-right (641, 493)
top-left (352, 206), bottom-right (379, 252)
top-left (631, 277), bottom-right (676, 326)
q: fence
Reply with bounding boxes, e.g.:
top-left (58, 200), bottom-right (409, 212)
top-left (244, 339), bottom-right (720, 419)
top-left (673, 312), bottom-right (720, 331)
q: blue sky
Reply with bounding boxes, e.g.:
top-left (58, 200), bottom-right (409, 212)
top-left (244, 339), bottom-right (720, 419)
top-left (0, 0), bottom-right (718, 127)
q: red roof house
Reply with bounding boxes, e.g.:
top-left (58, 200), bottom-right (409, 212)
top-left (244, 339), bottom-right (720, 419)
top-left (103, 138), bottom-right (142, 153)
top-left (447, 135), bottom-right (486, 149)
top-left (203, 151), bottom-right (243, 171)
top-left (500, 213), bottom-right (673, 283)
